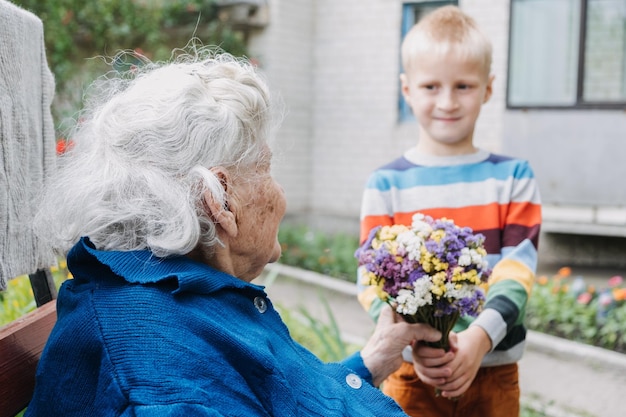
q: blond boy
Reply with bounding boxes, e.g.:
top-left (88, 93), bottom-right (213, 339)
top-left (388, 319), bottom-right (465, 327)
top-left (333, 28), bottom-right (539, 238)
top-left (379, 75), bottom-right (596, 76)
top-left (357, 6), bottom-right (542, 417)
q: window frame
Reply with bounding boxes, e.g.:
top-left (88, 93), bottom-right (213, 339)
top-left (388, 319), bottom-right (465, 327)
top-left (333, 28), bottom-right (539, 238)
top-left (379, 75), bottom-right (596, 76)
top-left (506, 0), bottom-right (626, 110)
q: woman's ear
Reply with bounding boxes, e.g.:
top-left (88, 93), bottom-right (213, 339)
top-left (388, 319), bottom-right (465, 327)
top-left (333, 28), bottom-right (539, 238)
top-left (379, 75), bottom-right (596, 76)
top-left (202, 167), bottom-right (237, 238)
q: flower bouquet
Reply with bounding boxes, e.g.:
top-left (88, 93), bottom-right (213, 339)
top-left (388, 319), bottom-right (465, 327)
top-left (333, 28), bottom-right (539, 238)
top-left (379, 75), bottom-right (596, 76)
top-left (355, 213), bottom-right (490, 351)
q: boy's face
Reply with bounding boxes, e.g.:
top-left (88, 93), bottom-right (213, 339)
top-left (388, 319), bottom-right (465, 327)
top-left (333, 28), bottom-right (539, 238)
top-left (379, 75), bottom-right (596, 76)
top-left (400, 51), bottom-right (494, 155)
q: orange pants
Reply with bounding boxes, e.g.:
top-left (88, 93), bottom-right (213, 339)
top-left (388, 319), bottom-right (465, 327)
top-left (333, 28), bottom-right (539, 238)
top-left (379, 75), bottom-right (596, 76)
top-left (382, 362), bottom-right (520, 417)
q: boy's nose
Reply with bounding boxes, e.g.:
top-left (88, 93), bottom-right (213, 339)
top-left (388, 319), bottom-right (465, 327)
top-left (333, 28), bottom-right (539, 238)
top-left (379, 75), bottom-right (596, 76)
top-left (437, 90), bottom-right (459, 111)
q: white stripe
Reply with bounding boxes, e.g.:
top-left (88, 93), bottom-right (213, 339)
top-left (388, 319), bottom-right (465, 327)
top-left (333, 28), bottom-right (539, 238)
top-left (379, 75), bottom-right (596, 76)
top-left (362, 177), bottom-right (539, 217)
top-left (481, 341), bottom-right (526, 366)
top-left (472, 308), bottom-right (508, 347)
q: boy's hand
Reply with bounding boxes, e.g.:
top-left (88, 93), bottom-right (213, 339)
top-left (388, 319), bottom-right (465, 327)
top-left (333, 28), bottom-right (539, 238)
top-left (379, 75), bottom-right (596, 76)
top-left (427, 326), bottom-right (492, 398)
top-left (412, 332), bottom-right (457, 387)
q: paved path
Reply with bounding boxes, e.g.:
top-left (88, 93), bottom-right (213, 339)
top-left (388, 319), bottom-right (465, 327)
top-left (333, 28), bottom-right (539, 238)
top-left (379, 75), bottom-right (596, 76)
top-left (260, 264), bottom-right (624, 417)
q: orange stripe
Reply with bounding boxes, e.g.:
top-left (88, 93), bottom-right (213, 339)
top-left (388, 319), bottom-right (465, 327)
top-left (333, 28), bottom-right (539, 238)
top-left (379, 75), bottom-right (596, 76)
top-left (507, 202), bottom-right (542, 228)
top-left (361, 202), bottom-right (541, 242)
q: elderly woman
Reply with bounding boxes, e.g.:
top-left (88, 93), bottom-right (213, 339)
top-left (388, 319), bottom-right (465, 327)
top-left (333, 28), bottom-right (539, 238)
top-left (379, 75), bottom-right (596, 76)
top-left (26, 50), bottom-right (443, 416)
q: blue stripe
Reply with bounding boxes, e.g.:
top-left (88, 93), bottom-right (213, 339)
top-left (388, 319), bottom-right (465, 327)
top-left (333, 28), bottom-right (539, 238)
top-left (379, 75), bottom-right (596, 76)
top-left (501, 239), bottom-right (538, 272)
top-left (367, 155), bottom-right (534, 191)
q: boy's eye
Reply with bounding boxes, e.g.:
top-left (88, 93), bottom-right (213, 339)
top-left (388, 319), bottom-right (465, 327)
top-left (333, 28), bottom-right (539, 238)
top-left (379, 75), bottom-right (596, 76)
top-left (457, 84), bottom-right (472, 90)
top-left (422, 84), bottom-right (437, 90)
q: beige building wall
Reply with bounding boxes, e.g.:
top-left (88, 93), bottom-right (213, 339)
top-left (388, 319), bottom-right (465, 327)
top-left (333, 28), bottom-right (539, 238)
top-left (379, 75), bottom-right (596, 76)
top-left (247, 0), bottom-right (316, 214)
top-left (245, 0), bottom-right (626, 267)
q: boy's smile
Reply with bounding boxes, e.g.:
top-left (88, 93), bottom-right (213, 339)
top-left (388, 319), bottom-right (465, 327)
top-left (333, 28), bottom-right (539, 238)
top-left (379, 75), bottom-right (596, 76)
top-left (400, 50), bottom-right (494, 156)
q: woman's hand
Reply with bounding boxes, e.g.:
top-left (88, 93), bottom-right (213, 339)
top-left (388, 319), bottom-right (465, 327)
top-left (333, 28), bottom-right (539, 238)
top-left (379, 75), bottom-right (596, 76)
top-left (361, 305), bottom-right (442, 387)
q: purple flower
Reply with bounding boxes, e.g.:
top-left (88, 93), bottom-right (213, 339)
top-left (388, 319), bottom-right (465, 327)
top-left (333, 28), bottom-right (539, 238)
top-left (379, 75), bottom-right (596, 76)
top-left (354, 213), bottom-right (489, 331)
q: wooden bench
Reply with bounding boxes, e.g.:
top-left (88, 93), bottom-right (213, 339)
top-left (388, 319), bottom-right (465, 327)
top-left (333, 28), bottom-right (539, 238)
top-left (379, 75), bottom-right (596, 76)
top-left (0, 270), bottom-right (57, 417)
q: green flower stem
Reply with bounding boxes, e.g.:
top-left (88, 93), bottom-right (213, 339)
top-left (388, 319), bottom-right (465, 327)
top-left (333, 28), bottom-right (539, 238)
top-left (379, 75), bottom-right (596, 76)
top-left (391, 303), bottom-right (460, 351)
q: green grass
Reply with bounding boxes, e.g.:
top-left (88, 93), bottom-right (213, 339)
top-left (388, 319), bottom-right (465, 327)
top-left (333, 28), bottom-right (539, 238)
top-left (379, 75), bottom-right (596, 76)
top-left (0, 259), bottom-right (70, 327)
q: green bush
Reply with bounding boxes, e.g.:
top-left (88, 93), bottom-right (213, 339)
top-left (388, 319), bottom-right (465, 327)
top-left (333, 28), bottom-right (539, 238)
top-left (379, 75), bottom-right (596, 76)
top-left (12, 0), bottom-right (249, 125)
top-left (278, 224), bottom-right (360, 283)
top-left (12, 0), bottom-right (247, 89)
top-left (526, 269), bottom-right (626, 353)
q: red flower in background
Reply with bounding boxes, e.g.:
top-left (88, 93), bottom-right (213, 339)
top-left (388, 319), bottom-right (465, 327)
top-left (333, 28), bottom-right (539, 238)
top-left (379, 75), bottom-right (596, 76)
top-left (56, 139), bottom-right (74, 155)
top-left (608, 275), bottom-right (624, 288)
top-left (577, 292), bottom-right (592, 305)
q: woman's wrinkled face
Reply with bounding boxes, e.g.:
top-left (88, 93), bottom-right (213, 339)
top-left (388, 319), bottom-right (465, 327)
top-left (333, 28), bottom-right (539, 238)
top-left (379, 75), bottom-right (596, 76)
top-left (230, 154), bottom-right (286, 281)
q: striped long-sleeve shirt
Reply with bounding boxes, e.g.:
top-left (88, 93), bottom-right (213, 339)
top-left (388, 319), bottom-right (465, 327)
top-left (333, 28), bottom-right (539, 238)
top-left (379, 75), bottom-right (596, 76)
top-left (357, 148), bottom-right (542, 366)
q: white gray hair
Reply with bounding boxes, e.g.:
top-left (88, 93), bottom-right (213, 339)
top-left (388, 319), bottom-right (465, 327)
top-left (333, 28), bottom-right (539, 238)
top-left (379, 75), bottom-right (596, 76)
top-left (35, 48), bottom-right (276, 257)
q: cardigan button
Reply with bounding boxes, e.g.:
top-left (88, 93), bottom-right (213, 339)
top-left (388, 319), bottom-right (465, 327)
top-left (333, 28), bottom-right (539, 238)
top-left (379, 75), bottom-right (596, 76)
top-left (253, 296), bottom-right (267, 313)
top-left (345, 373), bottom-right (362, 389)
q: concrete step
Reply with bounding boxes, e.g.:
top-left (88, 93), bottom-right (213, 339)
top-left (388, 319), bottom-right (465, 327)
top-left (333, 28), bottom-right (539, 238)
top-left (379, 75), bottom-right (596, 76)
top-left (259, 264), bottom-right (624, 417)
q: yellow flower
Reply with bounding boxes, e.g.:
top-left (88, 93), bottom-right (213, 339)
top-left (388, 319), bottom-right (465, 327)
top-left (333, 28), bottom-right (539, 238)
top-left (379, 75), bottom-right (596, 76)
top-left (432, 257), bottom-right (448, 272)
top-left (377, 224), bottom-right (409, 242)
top-left (432, 271), bottom-right (446, 286)
top-left (431, 229), bottom-right (446, 242)
top-left (375, 283), bottom-right (389, 301)
top-left (387, 241), bottom-right (400, 255)
top-left (463, 270), bottom-right (481, 285)
top-left (420, 247), bottom-right (433, 273)
top-left (390, 224), bottom-right (409, 235)
top-left (431, 284), bottom-right (444, 297)
top-left (362, 271), bottom-right (378, 286)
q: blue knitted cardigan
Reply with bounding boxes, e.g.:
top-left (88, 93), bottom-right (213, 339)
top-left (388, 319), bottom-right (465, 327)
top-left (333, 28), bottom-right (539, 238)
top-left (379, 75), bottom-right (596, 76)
top-left (26, 238), bottom-right (408, 416)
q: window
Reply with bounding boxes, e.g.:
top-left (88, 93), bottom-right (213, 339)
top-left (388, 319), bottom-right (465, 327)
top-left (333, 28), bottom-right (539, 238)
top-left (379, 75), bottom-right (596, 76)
top-left (508, 0), bottom-right (626, 109)
top-left (399, 1), bottom-right (458, 121)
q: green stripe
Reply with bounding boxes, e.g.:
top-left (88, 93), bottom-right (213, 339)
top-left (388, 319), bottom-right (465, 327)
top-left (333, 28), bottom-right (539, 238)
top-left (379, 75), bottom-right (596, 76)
top-left (487, 280), bottom-right (528, 325)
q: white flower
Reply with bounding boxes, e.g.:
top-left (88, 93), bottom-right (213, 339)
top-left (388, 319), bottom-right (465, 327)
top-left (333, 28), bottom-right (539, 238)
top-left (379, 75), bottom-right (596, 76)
top-left (444, 283), bottom-right (482, 300)
top-left (458, 248), bottom-right (471, 266)
top-left (396, 231), bottom-right (423, 261)
top-left (395, 289), bottom-right (419, 315)
top-left (470, 249), bottom-right (483, 265)
top-left (411, 213), bottom-right (432, 236)
top-left (412, 278), bottom-right (434, 306)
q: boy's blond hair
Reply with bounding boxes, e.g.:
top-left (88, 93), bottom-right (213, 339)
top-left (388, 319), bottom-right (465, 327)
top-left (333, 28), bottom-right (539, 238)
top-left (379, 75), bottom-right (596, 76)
top-left (401, 5), bottom-right (492, 77)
